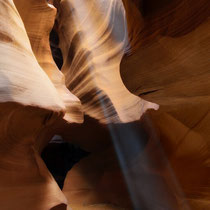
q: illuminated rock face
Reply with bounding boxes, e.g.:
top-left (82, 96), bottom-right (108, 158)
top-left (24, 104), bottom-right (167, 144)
top-left (0, 0), bottom-right (210, 210)
top-left (55, 0), bottom-right (158, 124)
top-left (0, 0), bottom-right (72, 209)
top-left (59, 0), bottom-right (210, 209)
top-left (13, 0), bottom-right (83, 123)
top-left (0, 0), bottom-right (65, 111)
top-left (0, 0), bottom-right (81, 209)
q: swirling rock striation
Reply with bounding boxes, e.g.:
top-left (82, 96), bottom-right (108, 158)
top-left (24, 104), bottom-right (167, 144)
top-left (54, 0), bottom-right (158, 124)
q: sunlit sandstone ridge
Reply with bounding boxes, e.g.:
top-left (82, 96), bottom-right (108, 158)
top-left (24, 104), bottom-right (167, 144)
top-left (54, 0), bottom-right (158, 124)
top-left (13, 0), bottom-right (83, 123)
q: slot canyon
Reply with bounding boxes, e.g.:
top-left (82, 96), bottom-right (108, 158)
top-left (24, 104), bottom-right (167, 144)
top-left (0, 0), bottom-right (209, 209)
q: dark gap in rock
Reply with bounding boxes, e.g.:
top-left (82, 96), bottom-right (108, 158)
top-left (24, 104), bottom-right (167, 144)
top-left (41, 140), bottom-right (89, 189)
top-left (50, 204), bottom-right (67, 210)
top-left (141, 0), bottom-right (173, 16)
top-left (139, 89), bottom-right (160, 96)
top-left (50, 28), bottom-right (63, 70)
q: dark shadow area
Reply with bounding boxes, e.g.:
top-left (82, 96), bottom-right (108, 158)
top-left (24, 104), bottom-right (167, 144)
top-left (41, 140), bottom-right (89, 189)
top-left (141, 0), bottom-right (172, 16)
top-left (50, 28), bottom-right (63, 70)
top-left (50, 204), bottom-right (67, 210)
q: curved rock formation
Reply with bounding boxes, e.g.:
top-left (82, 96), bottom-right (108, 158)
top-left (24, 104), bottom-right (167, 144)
top-left (0, 0), bottom-right (64, 111)
top-left (54, 0), bottom-right (158, 124)
top-left (13, 0), bottom-right (83, 123)
top-left (57, 0), bottom-right (210, 209)
top-left (0, 103), bottom-right (67, 210)
top-left (0, 0), bottom-right (76, 209)
top-left (120, 0), bottom-right (210, 209)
